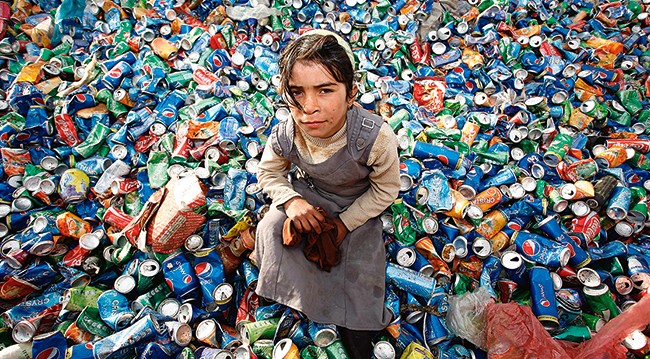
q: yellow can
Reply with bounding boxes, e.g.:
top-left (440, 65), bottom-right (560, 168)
top-left (400, 342), bottom-right (434, 359)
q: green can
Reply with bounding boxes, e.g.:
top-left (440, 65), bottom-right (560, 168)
top-left (519, 139), bottom-right (539, 154)
top-left (147, 151), bottom-right (170, 189)
top-left (627, 187), bottom-right (648, 222)
top-left (424, 126), bottom-right (461, 141)
top-left (124, 190), bottom-right (143, 216)
top-left (76, 306), bottom-right (114, 338)
top-left (112, 239), bottom-right (134, 265)
top-left (553, 325), bottom-right (592, 343)
top-left (0, 327), bottom-right (12, 350)
top-left (548, 188), bottom-right (568, 212)
top-left (387, 108), bottom-right (411, 131)
top-left (51, 39), bottom-right (73, 57)
top-left (96, 88), bottom-right (128, 118)
top-left (132, 282), bottom-right (172, 312)
top-left (452, 273), bottom-right (477, 295)
top-left (300, 345), bottom-right (329, 359)
top-left (107, 41), bottom-right (131, 58)
top-left (39, 48), bottom-right (55, 61)
top-left (55, 319), bottom-right (74, 335)
top-left (543, 133), bottom-right (573, 167)
top-left (617, 88), bottom-right (643, 115)
top-left (167, 70), bottom-right (194, 89)
top-left (581, 313), bottom-right (605, 332)
top-left (63, 286), bottom-right (105, 311)
top-left (73, 122), bottom-right (111, 158)
top-left (583, 284), bottom-right (621, 322)
top-left (142, 52), bottom-right (171, 72)
top-left (252, 339), bottom-right (274, 359)
top-left (579, 100), bottom-right (609, 120)
top-left (241, 318), bottom-right (280, 345)
top-left (324, 340), bottom-right (351, 359)
top-left (476, 149), bottom-right (509, 165)
top-left (177, 347), bottom-right (196, 359)
top-left (188, 97), bottom-right (222, 117)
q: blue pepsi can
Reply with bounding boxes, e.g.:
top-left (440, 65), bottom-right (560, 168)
top-left (66, 93), bottom-right (96, 115)
top-left (239, 259), bottom-right (259, 289)
top-left (529, 266), bottom-right (560, 330)
top-left (513, 231), bottom-right (571, 268)
top-left (192, 249), bottom-right (226, 311)
top-left (137, 342), bottom-right (170, 359)
top-left (423, 293), bottom-right (449, 346)
top-left (459, 165), bottom-right (484, 199)
top-left (100, 52), bottom-right (137, 73)
top-left (153, 89), bottom-right (186, 128)
top-left (162, 252), bottom-right (200, 302)
top-left (536, 216), bottom-right (591, 268)
top-left (307, 321), bottom-right (338, 347)
top-left (500, 251), bottom-right (528, 285)
top-left (412, 141), bottom-right (464, 170)
top-left (206, 49), bottom-right (231, 72)
top-left (101, 61), bottom-right (133, 90)
top-left (66, 342), bottom-right (96, 359)
top-left (31, 330), bottom-right (67, 359)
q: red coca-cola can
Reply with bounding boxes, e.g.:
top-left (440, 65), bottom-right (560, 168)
top-left (111, 178), bottom-right (140, 195)
top-left (102, 207), bottom-right (133, 231)
top-left (54, 114), bottom-right (82, 146)
top-left (569, 211), bottom-right (601, 245)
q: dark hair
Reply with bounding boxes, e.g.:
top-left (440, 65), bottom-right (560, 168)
top-left (278, 34), bottom-right (355, 111)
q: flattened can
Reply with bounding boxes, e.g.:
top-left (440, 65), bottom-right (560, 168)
top-left (512, 231), bottom-right (571, 268)
top-left (529, 266), bottom-right (559, 331)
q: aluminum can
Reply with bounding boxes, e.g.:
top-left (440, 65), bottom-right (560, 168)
top-left (512, 231), bottom-right (571, 268)
top-left (385, 263), bottom-right (436, 300)
top-left (162, 252), bottom-right (200, 302)
top-left (97, 290), bottom-right (135, 331)
top-left (529, 266), bottom-right (559, 330)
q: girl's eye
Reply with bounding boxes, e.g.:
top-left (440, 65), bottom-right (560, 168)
top-left (320, 88), bottom-right (333, 93)
top-left (291, 90), bottom-right (303, 97)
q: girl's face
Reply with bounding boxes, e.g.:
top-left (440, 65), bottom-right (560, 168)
top-left (287, 60), bottom-right (355, 138)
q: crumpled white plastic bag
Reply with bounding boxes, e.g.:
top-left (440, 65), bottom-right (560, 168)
top-left (446, 286), bottom-right (494, 350)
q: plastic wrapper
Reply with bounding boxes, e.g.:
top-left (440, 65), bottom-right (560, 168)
top-left (446, 286), bottom-right (493, 349)
top-left (486, 294), bottom-right (650, 359)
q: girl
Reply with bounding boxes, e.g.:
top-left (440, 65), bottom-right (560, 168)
top-left (254, 30), bottom-right (400, 357)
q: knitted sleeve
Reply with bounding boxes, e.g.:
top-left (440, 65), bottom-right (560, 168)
top-left (339, 122), bottom-right (400, 231)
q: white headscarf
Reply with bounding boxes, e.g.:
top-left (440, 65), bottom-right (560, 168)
top-left (300, 29), bottom-right (356, 70)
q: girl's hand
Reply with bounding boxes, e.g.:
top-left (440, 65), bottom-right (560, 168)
top-left (283, 197), bottom-right (326, 234)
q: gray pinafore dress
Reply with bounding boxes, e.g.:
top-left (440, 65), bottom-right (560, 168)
top-left (254, 106), bottom-right (392, 331)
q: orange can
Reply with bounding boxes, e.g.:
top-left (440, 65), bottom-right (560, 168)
top-left (568, 109), bottom-right (594, 131)
top-left (490, 231), bottom-right (510, 253)
top-left (460, 121), bottom-right (480, 148)
top-left (444, 189), bottom-right (471, 219)
top-left (151, 38), bottom-right (178, 61)
top-left (594, 146), bottom-right (630, 168)
top-left (56, 212), bottom-right (92, 239)
top-left (471, 186), bottom-right (504, 212)
top-left (475, 210), bottom-right (508, 239)
top-left (415, 237), bottom-right (451, 285)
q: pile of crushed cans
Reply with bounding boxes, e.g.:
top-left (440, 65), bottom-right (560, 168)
top-left (0, 0), bottom-right (649, 357)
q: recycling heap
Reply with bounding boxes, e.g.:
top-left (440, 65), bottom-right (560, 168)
top-left (0, 0), bottom-right (649, 357)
